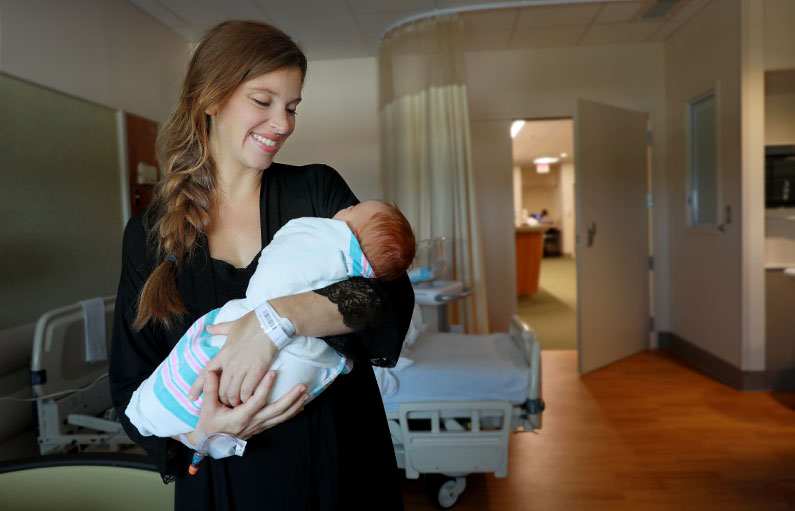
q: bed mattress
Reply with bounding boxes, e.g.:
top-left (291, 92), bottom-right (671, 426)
top-left (381, 331), bottom-right (531, 412)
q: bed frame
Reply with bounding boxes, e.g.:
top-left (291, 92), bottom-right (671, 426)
top-left (384, 315), bottom-right (544, 507)
top-left (31, 297), bottom-right (134, 454)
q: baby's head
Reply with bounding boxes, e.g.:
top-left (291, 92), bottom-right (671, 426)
top-left (333, 200), bottom-right (416, 281)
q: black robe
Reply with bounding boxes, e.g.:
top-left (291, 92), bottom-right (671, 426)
top-left (109, 163), bottom-right (412, 510)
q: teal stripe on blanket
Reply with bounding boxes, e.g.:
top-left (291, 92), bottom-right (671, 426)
top-left (154, 367), bottom-right (200, 429)
top-left (349, 233), bottom-right (364, 277)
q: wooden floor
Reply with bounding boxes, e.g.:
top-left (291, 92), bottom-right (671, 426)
top-left (401, 350), bottom-right (795, 510)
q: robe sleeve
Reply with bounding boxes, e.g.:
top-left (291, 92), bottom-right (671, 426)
top-left (309, 165), bottom-right (415, 368)
top-left (108, 213), bottom-right (182, 483)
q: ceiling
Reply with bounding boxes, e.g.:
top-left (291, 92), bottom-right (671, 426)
top-left (512, 119), bottom-right (573, 168)
top-left (127, 0), bottom-right (710, 60)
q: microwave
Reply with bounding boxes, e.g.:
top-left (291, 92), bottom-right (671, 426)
top-left (766, 145), bottom-right (795, 208)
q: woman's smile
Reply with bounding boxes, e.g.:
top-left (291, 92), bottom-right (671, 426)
top-left (250, 132), bottom-right (280, 153)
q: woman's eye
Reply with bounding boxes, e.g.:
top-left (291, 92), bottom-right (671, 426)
top-left (253, 99), bottom-right (269, 107)
top-left (287, 109), bottom-right (298, 116)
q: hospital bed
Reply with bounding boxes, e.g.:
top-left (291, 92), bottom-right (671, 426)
top-left (30, 297), bottom-right (135, 454)
top-left (380, 315), bottom-right (544, 508)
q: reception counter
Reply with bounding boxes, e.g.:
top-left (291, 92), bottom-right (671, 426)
top-left (516, 225), bottom-right (547, 296)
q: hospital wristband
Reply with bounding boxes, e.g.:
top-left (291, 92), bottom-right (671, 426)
top-left (254, 300), bottom-right (296, 350)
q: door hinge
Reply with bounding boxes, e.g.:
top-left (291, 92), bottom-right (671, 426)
top-left (649, 317), bottom-right (655, 332)
top-left (647, 193), bottom-right (653, 208)
top-left (646, 131), bottom-right (653, 146)
top-left (649, 255), bottom-right (654, 271)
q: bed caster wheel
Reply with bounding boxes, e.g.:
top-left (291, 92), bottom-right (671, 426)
top-left (424, 474), bottom-right (466, 509)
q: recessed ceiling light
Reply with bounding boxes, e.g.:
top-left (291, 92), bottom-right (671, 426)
top-left (511, 120), bottom-right (525, 138)
top-left (560, 152), bottom-right (568, 158)
top-left (533, 157), bottom-right (559, 165)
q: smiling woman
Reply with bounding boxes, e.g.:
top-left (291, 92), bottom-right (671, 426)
top-left (109, 19), bottom-right (412, 511)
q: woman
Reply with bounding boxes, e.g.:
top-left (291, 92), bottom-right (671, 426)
top-left (109, 20), bottom-right (412, 510)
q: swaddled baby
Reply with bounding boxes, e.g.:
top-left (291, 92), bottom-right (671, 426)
top-left (125, 200), bottom-right (415, 458)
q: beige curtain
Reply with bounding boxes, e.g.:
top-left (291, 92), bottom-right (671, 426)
top-left (379, 16), bottom-right (489, 334)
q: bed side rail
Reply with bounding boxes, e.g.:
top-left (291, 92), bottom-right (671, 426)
top-left (31, 297), bottom-right (132, 454)
top-left (509, 315), bottom-right (544, 431)
top-left (397, 400), bottom-right (514, 479)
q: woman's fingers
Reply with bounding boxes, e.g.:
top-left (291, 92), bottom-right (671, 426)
top-left (205, 321), bottom-right (233, 336)
top-left (188, 357), bottom-right (222, 401)
top-left (219, 368), bottom-right (240, 407)
top-left (201, 371), bottom-right (220, 410)
top-left (252, 383), bottom-right (308, 424)
top-left (241, 371), bottom-right (276, 414)
top-left (239, 366), bottom-right (268, 404)
top-left (258, 388), bottom-right (309, 430)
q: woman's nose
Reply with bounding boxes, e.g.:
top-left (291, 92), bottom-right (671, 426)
top-left (269, 109), bottom-right (290, 135)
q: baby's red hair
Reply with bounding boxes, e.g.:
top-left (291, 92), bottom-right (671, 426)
top-left (357, 203), bottom-right (416, 281)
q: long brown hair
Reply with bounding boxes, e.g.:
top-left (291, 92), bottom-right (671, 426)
top-left (134, 20), bottom-right (307, 330)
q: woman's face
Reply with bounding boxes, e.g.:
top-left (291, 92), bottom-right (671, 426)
top-left (206, 67), bottom-right (303, 173)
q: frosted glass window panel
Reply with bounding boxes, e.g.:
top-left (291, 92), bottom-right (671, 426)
top-left (688, 93), bottom-right (718, 226)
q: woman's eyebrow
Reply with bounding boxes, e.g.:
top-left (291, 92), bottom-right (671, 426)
top-left (249, 87), bottom-right (301, 103)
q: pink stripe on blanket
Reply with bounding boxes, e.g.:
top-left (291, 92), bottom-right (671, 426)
top-left (164, 354), bottom-right (201, 416)
top-left (168, 351), bottom-right (193, 397)
top-left (189, 316), bottom-right (211, 365)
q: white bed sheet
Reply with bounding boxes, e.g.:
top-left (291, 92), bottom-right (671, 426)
top-left (380, 331), bottom-right (531, 412)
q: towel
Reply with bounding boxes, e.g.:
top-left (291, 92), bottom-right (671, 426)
top-left (79, 297), bottom-right (107, 363)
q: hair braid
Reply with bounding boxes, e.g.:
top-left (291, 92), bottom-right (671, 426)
top-left (132, 20), bottom-right (306, 330)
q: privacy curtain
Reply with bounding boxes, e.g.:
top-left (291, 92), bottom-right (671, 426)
top-left (379, 15), bottom-right (488, 333)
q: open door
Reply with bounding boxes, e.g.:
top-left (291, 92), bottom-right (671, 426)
top-left (575, 99), bottom-right (650, 374)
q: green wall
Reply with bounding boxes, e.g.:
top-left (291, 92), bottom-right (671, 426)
top-left (0, 73), bottom-right (123, 329)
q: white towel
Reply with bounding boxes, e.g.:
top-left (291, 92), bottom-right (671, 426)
top-left (79, 298), bottom-right (106, 363)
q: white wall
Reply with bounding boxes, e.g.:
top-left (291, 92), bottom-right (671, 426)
top-left (665, 0), bottom-right (743, 367)
top-left (765, 70), bottom-right (795, 145)
top-left (465, 42), bottom-right (669, 333)
top-left (0, 0), bottom-right (188, 122)
top-left (559, 163), bottom-right (576, 256)
top-left (277, 57), bottom-right (382, 201)
top-left (764, 0), bottom-right (795, 71)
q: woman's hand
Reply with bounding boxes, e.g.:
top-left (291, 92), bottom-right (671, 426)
top-left (187, 310), bottom-right (277, 406)
top-left (192, 370), bottom-right (308, 441)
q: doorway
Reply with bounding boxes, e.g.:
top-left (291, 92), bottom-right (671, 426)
top-left (512, 118), bottom-right (578, 350)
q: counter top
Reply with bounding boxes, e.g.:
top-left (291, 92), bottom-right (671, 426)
top-left (516, 225), bottom-right (550, 233)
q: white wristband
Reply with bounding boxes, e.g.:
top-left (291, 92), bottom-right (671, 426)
top-left (254, 300), bottom-right (295, 350)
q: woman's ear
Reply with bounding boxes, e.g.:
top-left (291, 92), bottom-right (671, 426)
top-left (205, 105), bottom-right (218, 116)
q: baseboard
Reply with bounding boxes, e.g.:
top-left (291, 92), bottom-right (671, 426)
top-left (766, 369), bottom-right (795, 391)
top-left (657, 332), bottom-right (768, 391)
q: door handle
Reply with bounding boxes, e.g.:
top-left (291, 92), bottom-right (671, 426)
top-left (587, 222), bottom-right (597, 247)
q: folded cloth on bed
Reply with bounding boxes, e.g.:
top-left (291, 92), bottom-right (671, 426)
top-left (380, 331), bottom-right (532, 412)
top-left (126, 218), bottom-right (365, 458)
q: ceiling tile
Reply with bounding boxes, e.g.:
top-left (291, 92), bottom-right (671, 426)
top-left (437, 0), bottom-right (517, 7)
top-left (509, 26), bottom-right (585, 49)
top-left (462, 30), bottom-right (512, 51)
top-left (251, 0), bottom-right (348, 21)
top-left (356, 10), bottom-right (424, 39)
top-left (302, 39), bottom-right (374, 61)
top-left (346, 0), bottom-right (436, 14)
top-left (128, 0), bottom-right (189, 28)
top-left (649, 17), bottom-right (684, 41)
top-left (516, 4), bottom-right (602, 29)
top-left (671, 0), bottom-right (711, 21)
top-left (160, 0), bottom-right (267, 33)
top-left (277, 16), bottom-right (363, 43)
top-left (579, 20), bottom-right (664, 45)
top-left (460, 8), bottom-right (519, 32)
top-left (593, 1), bottom-right (644, 24)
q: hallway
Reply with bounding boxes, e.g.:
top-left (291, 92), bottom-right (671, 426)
top-left (516, 256), bottom-right (577, 350)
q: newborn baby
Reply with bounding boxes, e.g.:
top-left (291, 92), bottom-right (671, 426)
top-left (126, 200), bottom-right (415, 459)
